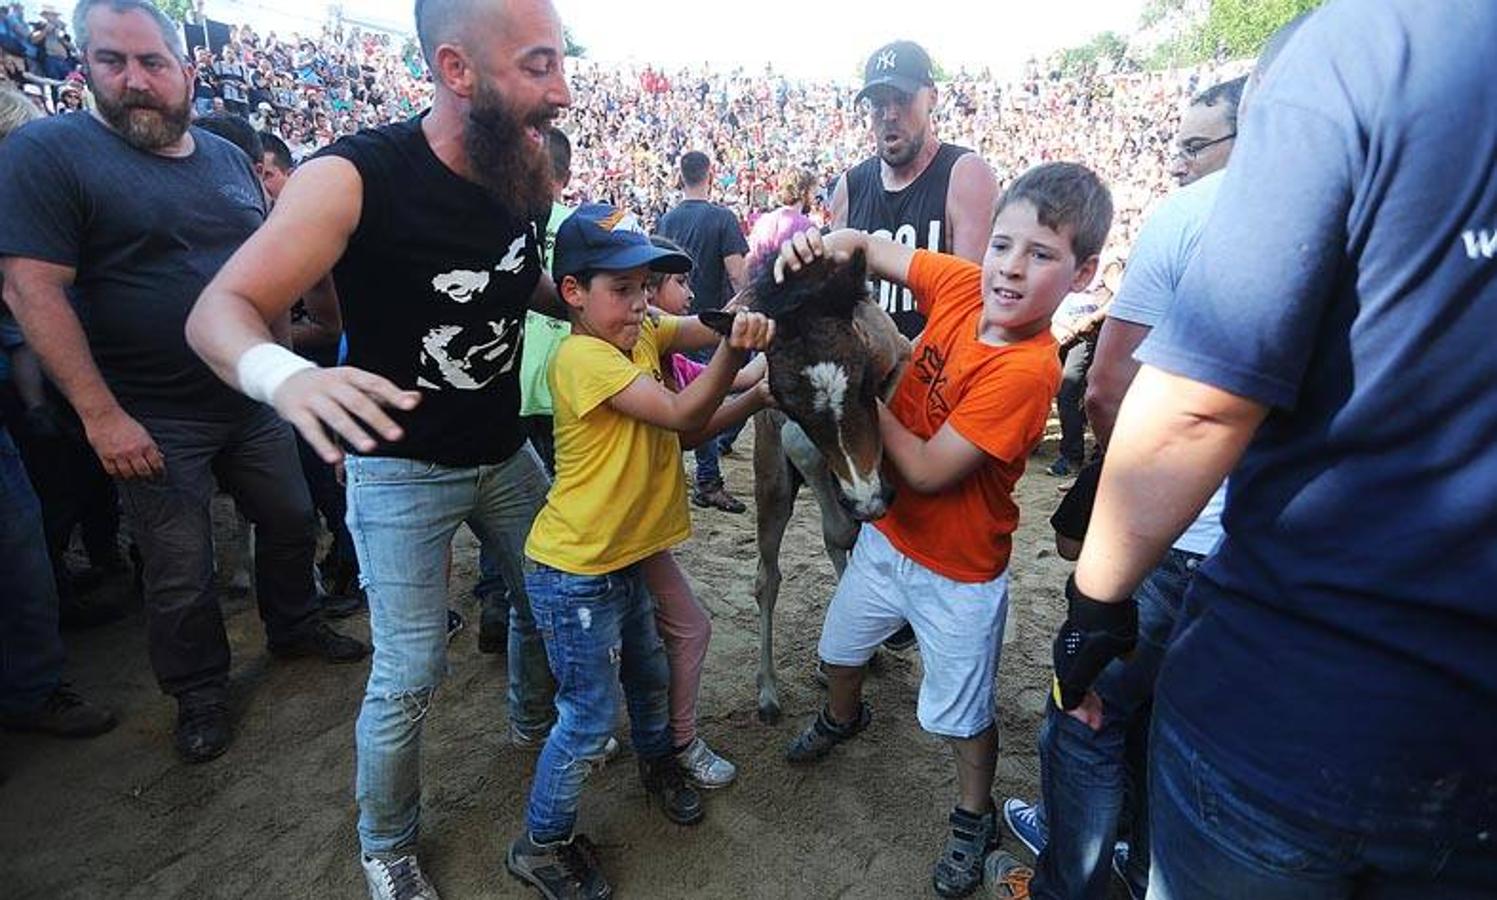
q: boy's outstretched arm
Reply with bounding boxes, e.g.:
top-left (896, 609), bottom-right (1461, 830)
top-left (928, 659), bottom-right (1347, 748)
top-left (876, 404), bottom-right (988, 494)
top-left (774, 228), bottom-right (915, 287)
top-left (606, 312), bottom-right (774, 433)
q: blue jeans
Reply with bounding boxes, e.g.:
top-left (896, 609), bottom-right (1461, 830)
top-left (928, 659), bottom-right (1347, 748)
top-left (1147, 707), bottom-right (1497, 899)
top-left (1033, 548), bottom-right (1203, 900)
top-left (348, 445), bottom-right (554, 854)
top-left (0, 425), bottom-right (65, 714)
top-left (524, 562), bottom-right (673, 842)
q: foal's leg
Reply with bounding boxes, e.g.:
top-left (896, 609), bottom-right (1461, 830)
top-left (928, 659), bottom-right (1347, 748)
top-left (752, 412), bottom-right (795, 724)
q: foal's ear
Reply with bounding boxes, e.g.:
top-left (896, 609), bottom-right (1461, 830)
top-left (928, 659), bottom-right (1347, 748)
top-left (698, 310), bottom-right (736, 337)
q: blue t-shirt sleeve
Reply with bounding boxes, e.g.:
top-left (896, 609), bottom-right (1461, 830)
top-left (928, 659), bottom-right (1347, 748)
top-left (0, 127), bottom-right (84, 267)
top-left (1139, 63), bottom-right (1361, 410)
top-left (720, 208), bottom-right (748, 257)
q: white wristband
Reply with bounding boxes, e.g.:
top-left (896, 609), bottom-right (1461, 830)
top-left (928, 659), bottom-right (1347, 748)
top-left (236, 342), bottom-right (317, 405)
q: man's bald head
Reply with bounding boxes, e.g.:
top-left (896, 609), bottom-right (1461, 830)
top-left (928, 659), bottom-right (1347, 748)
top-left (415, 0), bottom-right (490, 70)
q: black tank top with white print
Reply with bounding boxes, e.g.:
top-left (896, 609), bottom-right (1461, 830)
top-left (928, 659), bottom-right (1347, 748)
top-left (317, 116), bottom-right (544, 466)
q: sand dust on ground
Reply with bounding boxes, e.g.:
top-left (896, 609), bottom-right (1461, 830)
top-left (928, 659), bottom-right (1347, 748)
top-left (2, 420), bottom-right (1101, 899)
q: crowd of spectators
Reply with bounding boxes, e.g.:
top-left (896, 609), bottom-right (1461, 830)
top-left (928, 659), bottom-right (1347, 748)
top-left (3, 3), bottom-right (1245, 262)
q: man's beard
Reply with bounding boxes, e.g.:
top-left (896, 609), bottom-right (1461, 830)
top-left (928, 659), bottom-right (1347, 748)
top-left (465, 79), bottom-right (556, 220)
top-left (94, 85), bottom-right (192, 152)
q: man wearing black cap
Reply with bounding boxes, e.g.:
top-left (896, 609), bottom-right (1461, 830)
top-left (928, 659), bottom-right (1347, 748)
top-left (832, 40), bottom-right (998, 341)
top-left (832, 40), bottom-right (997, 654)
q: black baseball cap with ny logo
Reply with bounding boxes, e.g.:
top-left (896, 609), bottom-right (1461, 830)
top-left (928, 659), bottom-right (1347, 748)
top-left (856, 40), bottom-right (935, 101)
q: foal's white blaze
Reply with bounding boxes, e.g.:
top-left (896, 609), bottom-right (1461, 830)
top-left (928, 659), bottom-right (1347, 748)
top-left (803, 362), bottom-right (849, 422)
top-left (801, 362), bottom-right (883, 513)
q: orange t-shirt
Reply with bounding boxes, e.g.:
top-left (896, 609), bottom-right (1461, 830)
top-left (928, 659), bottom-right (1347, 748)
top-left (874, 250), bottom-right (1063, 583)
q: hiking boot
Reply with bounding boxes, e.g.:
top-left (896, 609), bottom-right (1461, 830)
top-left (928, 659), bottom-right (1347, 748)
top-left (361, 851), bottom-right (440, 900)
top-left (0, 685), bottom-right (117, 738)
top-left (785, 702), bottom-right (871, 764)
top-left (506, 833), bottom-right (611, 900)
top-left (269, 621), bottom-right (370, 663)
top-left (882, 622), bottom-right (917, 652)
top-left (175, 693), bottom-right (230, 763)
top-left (983, 850), bottom-right (1033, 899)
top-left (691, 482), bottom-right (746, 514)
top-left (638, 753), bottom-right (705, 825)
top-left (478, 607), bottom-right (508, 655)
top-left (675, 736), bottom-right (737, 789)
top-left (933, 803), bottom-right (1001, 898)
top-left (1001, 798), bottom-right (1046, 857)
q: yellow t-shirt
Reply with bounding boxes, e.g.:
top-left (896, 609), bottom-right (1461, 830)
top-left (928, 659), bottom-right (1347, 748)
top-left (524, 315), bottom-right (691, 574)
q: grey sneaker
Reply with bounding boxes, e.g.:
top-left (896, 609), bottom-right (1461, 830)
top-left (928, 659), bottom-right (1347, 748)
top-left (675, 736), bottom-right (737, 789)
top-left (361, 852), bottom-right (440, 900)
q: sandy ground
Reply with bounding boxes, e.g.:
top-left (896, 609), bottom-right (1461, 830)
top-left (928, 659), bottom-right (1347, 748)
top-left (1, 421), bottom-right (1092, 899)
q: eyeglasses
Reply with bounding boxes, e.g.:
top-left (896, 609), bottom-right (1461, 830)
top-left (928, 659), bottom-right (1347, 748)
top-left (1174, 132), bottom-right (1235, 161)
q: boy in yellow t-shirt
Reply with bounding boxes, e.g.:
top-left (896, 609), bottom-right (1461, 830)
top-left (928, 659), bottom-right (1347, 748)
top-left (507, 205), bottom-right (774, 900)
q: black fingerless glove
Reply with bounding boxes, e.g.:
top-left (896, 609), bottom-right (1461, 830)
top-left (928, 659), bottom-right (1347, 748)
top-left (1051, 574), bottom-right (1138, 711)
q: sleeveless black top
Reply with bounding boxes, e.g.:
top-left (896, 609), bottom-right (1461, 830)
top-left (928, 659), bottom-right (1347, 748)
top-left (316, 117), bottom-right (544, 466)
top-left (845, 141), bottom-right (971, 338)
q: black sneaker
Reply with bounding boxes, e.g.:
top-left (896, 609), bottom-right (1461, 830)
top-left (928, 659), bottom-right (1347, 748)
top-left (506, 833), bottom-right (612, 900)
top-left (933, 803), bottom-right (1001, 898)
top-left (638, 754), bottom-right (705, 826)
top-left (882, 623), bottom-right (917, 652)
top-left (785, 702), bottom-right (872, 764)
top-left (269, 621), bottom-right (370, 663)
top-left (175, 694), bottom-right (230, 763)
top-left (0, 685), bottom-right (117, 738)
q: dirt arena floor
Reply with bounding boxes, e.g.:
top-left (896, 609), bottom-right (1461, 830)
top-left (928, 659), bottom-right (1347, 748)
top-left (2, 422), bottom-right (1097, 899)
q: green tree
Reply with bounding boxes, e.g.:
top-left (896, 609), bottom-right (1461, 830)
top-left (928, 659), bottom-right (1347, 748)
top-left (155, 0), bottom-right (194, 23)
top-left (563, 26), bottom-right (585, 58)
top-left (1198, 0), bottom-right (1323, 59)
top-left (1057, 30), bottom-right (1130, 77)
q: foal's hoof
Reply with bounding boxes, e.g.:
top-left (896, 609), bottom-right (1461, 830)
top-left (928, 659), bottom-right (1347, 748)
top-left (757, 700), bottom-right (781, 724)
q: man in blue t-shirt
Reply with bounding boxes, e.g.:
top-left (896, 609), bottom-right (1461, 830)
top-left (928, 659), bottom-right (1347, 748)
top-left (1051, 0), bottom-right (1497, 893)
top-left (655, 150), bottom-right (751, 512)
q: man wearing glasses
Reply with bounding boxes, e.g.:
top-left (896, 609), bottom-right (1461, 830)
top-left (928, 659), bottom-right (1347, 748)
top-left (829, 39), bottom-right (998, 656)
top-left (999, 68), bottom-right (1264, 899)
top-left (1167, 76), bottom-right (1244, 187)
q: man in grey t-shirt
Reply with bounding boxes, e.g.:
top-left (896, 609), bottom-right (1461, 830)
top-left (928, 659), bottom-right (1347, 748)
top-left (0, 0), bottom-right (365, 765)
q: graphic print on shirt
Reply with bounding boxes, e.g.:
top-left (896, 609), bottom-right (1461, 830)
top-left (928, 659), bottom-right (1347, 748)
top-left (417, 228), bottom-right (536, 390)
top-left (495, 233), bottom-right (528, 273)
top-left (911, 342), bottom-right (951, 418)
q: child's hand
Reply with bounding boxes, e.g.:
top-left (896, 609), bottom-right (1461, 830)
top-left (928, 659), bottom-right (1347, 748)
top-left (773, 228), bottom-right (827, 283)
top-left (753, 375), bottom-right (777, 409)
top-left (726, 311), bottom-right (775, 351)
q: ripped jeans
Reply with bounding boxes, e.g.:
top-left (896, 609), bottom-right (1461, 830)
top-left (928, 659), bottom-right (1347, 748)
top-left (524, 561), bottom-right (673, 843)
top-left (347, 448), bottom-right (554, 855)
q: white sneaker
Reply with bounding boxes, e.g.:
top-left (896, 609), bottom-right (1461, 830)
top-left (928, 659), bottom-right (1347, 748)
top-left (676, 736), bottom-right (737, 788)
top-left (361, 852), bottom-right (440, 900)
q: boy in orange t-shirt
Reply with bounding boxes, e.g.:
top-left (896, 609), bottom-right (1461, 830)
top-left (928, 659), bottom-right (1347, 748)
top-left (776, 163), bottom-right (1113, 898)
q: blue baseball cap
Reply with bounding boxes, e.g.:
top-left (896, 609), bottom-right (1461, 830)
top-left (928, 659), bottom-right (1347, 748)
top-left (553, 203), bottom-right (692, 282)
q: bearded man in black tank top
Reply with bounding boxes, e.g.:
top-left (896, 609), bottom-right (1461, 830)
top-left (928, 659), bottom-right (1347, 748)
top-left (830, 42), bottom-right (998, 656)
top-left (186, 1), bottom-right (577, 896)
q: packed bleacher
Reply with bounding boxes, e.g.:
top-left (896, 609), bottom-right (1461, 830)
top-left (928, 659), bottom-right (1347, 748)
top-left (3, 1), bottom-right (1244, 257)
